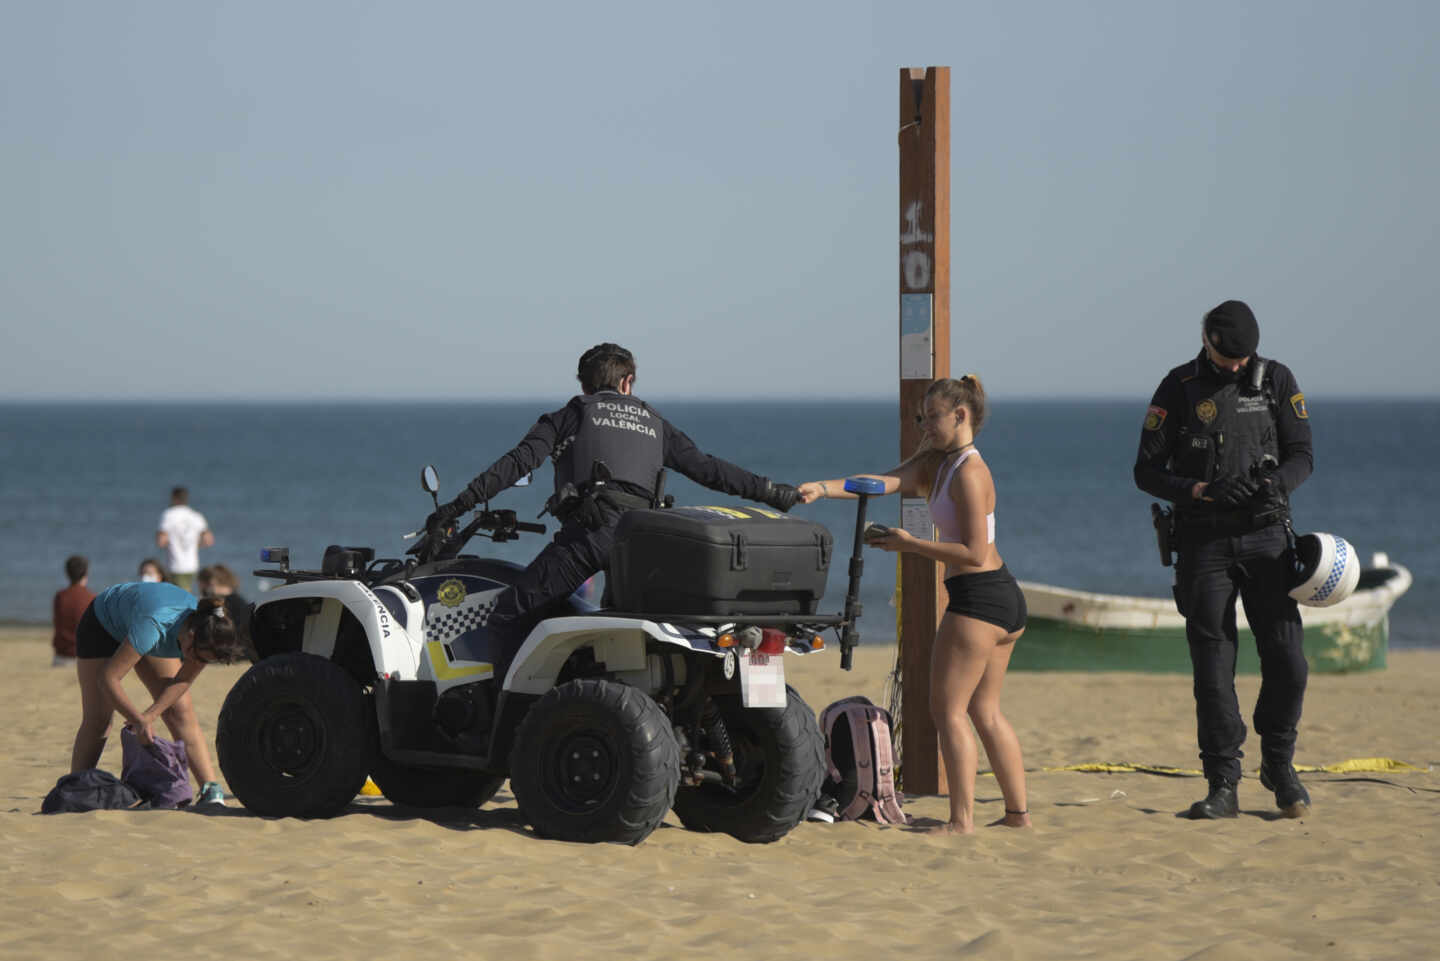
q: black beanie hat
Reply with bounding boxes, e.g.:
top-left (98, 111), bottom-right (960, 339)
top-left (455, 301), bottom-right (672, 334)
top-left (1204, 300), bottom-right (1259, 358)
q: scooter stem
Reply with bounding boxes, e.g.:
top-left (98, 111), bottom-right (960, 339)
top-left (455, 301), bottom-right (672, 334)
top-left (839, 477), bottom-right (885, 670)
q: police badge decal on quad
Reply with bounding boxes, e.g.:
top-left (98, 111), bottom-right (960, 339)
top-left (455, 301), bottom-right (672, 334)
top-left (437, 578), bottom-right (466, 607)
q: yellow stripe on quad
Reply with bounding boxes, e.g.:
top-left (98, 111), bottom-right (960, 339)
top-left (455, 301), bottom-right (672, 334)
top-left (426, 641), bottom-right (492, 680)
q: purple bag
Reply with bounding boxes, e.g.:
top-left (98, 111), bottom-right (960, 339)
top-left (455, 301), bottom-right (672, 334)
top-left (121, 727), bottom-right (194, 808)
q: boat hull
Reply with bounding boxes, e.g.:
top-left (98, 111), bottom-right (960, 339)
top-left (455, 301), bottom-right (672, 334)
top-left (1009, 565), bottom-right (1410, 674)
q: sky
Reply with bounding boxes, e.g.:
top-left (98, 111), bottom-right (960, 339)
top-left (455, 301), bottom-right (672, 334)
top-left (2, 1), bottom-right (1436, 401)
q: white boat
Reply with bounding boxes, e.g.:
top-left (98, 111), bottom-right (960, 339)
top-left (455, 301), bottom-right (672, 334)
top-left (1011, 554), bottom-right (1412, 674)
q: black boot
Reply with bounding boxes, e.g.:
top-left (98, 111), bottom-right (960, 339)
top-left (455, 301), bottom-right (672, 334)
top-left (1186, 777), bottom-right (1239, 819)
top-left (1259, 761), bottom-right (1311, 818)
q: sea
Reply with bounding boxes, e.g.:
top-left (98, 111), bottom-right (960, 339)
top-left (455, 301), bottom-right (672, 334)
top-left (2, 399), bottom-right (1435, 649)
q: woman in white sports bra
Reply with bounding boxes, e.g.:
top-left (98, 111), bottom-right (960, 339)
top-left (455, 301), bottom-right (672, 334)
top-left (797, 375), bottom-right (1030, 834)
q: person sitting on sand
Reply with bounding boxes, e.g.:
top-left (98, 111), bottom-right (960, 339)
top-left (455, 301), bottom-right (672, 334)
top-left (198, 564), bottom-right (247, 607)
top-left (137, 557), bottom-right (168, 583)
top-left (52, 555), bottom-right (95, 668)
top-left (70, 581), bottom-right (250, 806)
top-left (797, 375), bottom-right (1031, 834)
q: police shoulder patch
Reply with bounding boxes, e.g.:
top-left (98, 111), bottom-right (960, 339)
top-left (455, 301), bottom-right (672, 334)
top-left (1144, 405), bottom-right (1167, 431)
top-left (1290, 392), bottom-right (1308, 419)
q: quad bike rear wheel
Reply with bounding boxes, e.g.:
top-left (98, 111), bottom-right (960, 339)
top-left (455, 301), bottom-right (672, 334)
top-left (671, 685), bottom-right (824, 843)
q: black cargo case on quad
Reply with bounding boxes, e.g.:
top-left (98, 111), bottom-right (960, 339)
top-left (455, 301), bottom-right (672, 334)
top-left (609, 507), bottom-right (833, 615)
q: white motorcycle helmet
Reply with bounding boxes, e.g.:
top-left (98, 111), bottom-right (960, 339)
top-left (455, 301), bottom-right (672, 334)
top-left (1289, 532), bottom-right (1360, 607)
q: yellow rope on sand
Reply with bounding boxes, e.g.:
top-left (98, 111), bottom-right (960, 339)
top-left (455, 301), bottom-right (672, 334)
top-left (1042, 762), bottom-right (1198, 777)
top-left (977, 758), bottom-right (1430, 778)
top-left (1313, 757), bottom-right (1426, 774)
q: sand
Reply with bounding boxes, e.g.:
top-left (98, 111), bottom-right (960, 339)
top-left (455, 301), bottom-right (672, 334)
top-left (3, 626), bottom-right (1436, 961)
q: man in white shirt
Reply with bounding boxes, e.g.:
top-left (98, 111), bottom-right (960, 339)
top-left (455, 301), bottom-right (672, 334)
top-left (156, 486), bottom-right (214, 593)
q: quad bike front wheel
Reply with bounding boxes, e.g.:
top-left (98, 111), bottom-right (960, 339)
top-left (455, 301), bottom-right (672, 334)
top-left (217, 653), bottom-right (377, 819)
top-left (671, 685), bottom-right (825, 843)
top-left (509, 679), bottom-right (680, 845)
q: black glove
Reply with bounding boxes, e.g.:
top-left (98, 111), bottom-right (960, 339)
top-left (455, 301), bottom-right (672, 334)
top-left (761, 481), bottom-right (800, 513)
top-left (1204, 474), bottom-right (1260, 507)
top-left (428, 483), bottom-right (483, 533)
top-left (1250, 455), bottom-right (1285, 496)
top-left (425, 499), bottom-right (465, 535)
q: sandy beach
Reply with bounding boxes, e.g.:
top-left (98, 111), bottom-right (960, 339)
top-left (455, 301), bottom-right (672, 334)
top-left (3, 625), bottom-right (1436, 961)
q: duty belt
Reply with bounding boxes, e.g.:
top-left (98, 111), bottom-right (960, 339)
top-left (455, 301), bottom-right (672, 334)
top-left (596, 489), bottom-right (654, 512)
top-left (1176, 505), bottom-right (1287, 533)
top-left (548, 485), bottom-right (653, 522)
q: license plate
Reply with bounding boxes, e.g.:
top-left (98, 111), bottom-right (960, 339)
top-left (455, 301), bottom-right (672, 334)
top-left (738, 651), bottom-right (786, 708)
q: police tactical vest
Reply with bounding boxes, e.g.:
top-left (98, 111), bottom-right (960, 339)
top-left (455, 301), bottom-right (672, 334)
top-left (1172, 357), bottom-right (1283, 513)
top-left (553, 392), bottom-right (665, 497)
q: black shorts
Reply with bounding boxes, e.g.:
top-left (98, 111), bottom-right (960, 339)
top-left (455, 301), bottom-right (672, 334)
top-left (944, 565), bottom-right (1027, 634)
top-left (75, 602), bottom-right (123, 660)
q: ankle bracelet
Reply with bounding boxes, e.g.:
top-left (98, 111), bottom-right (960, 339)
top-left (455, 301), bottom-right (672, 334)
top-left (1005, 809), bottom-right (1027, 816)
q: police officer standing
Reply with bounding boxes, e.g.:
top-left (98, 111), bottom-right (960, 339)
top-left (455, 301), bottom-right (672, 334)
top-left (1134, 301), bottom-right (1314, 820)
top-left (426, 342), bottom-right (799, 680)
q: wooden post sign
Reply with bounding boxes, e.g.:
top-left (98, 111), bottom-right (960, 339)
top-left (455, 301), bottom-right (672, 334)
top-left (897, 66), bottom-right (950, 796)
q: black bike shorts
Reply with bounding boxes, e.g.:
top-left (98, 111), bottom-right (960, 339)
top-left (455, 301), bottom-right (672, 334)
top-left (75, 602), bottom-right (122, 660)
top-left (943, 565), bottom-right (1027, 634)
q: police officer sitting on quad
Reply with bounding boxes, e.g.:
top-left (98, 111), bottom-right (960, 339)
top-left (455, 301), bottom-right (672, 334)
top-left (426, 342), bottom-right (800, 682)
top-left (1134, 300), bottom-right (1314, 820)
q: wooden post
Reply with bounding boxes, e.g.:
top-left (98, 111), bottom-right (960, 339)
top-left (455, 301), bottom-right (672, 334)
top-left (897, 66), bottom-right (950, 795)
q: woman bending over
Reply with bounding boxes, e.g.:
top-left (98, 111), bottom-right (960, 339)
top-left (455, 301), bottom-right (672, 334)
top-left (71, 581), bottom-right (250, 806)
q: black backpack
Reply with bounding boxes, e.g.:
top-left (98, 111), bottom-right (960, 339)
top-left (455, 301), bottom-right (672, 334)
top-left (42, 769), bottom-right (148, 814)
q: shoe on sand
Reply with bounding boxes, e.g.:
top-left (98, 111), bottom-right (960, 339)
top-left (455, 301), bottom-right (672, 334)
top-left (1186, 778), bottom-right (1238, 819)
top-left (806, 795), bottom-right (839, 823)
top-left (196, 782), bottom-right (227, 807)
top-left (1259, 762), bottom-right (1311, 818)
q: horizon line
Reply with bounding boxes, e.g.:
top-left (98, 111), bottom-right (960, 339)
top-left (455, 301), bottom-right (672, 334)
top-left (2, 392), bottom-right (1438, 404)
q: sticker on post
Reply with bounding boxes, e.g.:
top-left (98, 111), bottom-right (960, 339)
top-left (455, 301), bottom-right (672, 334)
top-left (900, 294), bottom-right (933, 379)
top-left (738, 651), bottom-right (786, 708)
top-left (901, 498), bottom-right (934, 541)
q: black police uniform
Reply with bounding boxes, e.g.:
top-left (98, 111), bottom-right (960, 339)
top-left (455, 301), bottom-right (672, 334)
top-left (448, 389), bottom-right (782, 679)
top-left (1134, 350), bottom-right (1313, 785)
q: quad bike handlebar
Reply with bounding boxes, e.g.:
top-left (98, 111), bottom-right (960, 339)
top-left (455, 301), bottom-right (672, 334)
top-left (406, 508), bottom-right (546, 563)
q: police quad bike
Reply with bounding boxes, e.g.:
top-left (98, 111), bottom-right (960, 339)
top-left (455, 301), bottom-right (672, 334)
top-left (216, 466), bottom-right (884, 845)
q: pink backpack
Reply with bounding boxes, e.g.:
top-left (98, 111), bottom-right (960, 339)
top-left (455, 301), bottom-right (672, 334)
top-left (817, 696), bottom-right (909, 825)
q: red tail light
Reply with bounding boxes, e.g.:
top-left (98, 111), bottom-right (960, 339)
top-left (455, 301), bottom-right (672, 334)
top-left (757, 628), bottom-right (788, 655)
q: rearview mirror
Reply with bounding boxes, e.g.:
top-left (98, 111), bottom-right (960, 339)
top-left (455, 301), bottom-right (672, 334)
top-left (420, 465), bottom-right (439, 494)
